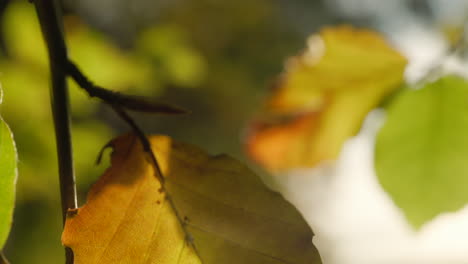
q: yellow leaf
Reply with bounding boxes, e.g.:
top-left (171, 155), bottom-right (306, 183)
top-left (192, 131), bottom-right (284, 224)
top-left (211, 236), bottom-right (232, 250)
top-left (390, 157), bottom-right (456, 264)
top-left (62, 134), bottom-right (321, 264)
top-left (246, 25), bottom-right (406, 172)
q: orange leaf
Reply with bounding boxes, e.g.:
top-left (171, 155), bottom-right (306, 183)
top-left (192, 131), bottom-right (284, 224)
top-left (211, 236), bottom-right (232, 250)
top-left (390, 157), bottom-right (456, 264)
top-left (62, 134), bottom-right (321, 263)
top-left (246, 25), bottom-right (407, 172)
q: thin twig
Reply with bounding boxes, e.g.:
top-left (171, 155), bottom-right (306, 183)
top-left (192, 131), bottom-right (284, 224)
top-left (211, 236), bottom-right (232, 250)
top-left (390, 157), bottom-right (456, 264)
top-left (110, 106), bottom-right (198, 249)
top-left (110, 105), bottom-right (166, 184)
top-left (68, 59), bottom-right (202, 261)
top-left (33, 1), bottom-right (76, 263)
top-left (35, 0), bottom-right (199, 260)
top-left (67, 61), bottom-right (188, 114)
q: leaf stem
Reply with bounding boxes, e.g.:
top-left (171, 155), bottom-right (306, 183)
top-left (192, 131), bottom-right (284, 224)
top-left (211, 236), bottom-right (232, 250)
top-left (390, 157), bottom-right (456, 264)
top-left (0, 251), bottom-right (10, 264)
top-left (33, 0), bottom-right (76, 263)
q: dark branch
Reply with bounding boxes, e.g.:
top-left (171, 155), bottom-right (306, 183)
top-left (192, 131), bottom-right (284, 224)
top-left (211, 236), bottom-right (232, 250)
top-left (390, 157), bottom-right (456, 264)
top-left (33, 0), bottom-right (76, 263)
top-left (67, 59), bottom-right (201, 261)
top-left (67, 61), bottom-right (188, 114)
top-left (35, 0), bottom-right (198, 260)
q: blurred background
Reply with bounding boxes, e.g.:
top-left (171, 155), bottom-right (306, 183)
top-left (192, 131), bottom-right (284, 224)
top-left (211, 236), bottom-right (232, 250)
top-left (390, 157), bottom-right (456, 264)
top-left (0, 0), bottom-right (467, 262)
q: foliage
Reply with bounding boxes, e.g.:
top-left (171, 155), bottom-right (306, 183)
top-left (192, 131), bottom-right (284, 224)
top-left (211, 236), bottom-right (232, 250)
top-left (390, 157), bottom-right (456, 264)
top-left (4, 0), bottom-right (468, 263)
top-left (0, 90), bottom-right (17, 249)
top-left (376, 76), bottom-right (468, 228)
top-left (246, 26), bottom-right (406, 172)
top-left (62, 134), bottom-right (320, 263)
top-left (244, 22), bottom-right (468, 235)
top-left (0, 1), bottom-right (206, 262)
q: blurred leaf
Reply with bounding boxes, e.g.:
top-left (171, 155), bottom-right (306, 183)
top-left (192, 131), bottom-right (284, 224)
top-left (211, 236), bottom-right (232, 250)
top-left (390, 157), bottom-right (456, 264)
top-left (0, 101), bottom-right (17, 248)
top-left (66, 18), bottom-right (155, 94)
top-left (246, 25), bottom-right (406, 172)
top-left (4, 199), bottom-right (63, 264)
top-left (376, 76), bottom-right (468, 228)
top-left (63, 134), bottom-right (320, 263)
top-left (0, 61), bottom-right (57, 201)
top-left (2, 1), bottom-right (48, 67)
top-left (136, 25), bottom-right (206, 87)
top-left (2, 1), bottom-right (160, 96)
top-left (0, 62), bottom-right (49, 120)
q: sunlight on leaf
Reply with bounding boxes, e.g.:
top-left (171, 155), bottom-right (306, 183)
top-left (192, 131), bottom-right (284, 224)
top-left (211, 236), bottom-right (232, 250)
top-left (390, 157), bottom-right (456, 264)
top-left (0, 87), bottom-right (17, 248)
top-left (376, 76), bottom-right (468, 228)
top-left (246, 25), bottom-right (406, 172)
top-left (63, 134), bottom-right (321, 263)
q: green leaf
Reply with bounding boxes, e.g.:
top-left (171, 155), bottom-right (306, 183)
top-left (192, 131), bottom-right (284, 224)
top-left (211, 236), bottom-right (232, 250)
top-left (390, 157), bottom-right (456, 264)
top-left (0, 114), bottom-right (17, 248)
top-left (375, 76), bottom-right (468, 228)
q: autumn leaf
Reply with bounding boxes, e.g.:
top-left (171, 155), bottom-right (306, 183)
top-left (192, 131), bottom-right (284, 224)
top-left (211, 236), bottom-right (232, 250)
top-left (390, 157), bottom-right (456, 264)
top-left (375, 76), bottom-right (468, 228)
top-left (246, 25), bottom-right (406, 172)
top-left (62, 134), bottom-right (321, 264)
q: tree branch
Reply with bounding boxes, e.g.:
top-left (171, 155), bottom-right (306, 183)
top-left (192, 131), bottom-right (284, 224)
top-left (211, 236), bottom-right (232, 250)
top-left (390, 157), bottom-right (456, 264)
top-left (33, 0), bottom-right (76, 263)
top-left (67, 61), bottom-right (188, 114)
top-left (67, 53), bottom-right (202, 262)
top-left (34, 1), bottom-right (198, 263)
